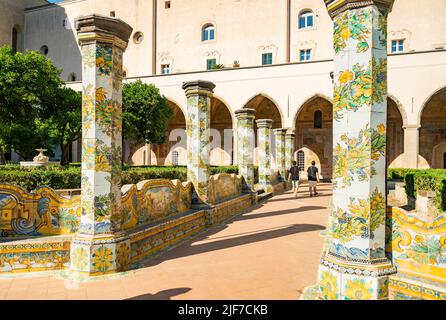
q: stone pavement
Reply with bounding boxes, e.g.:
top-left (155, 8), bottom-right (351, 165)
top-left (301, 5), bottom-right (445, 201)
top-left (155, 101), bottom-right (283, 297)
top-left (0, 183), bottom-right (331, 300)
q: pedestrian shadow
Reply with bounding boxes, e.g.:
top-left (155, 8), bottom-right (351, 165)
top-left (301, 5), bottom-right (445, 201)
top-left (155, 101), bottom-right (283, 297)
top-left (126, 287), bottom-right (192, 300)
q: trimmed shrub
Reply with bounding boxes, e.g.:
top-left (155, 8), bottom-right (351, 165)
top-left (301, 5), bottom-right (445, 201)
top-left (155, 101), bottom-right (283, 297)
top-left (414, 171), bottom-right (446, 211)
top-left (388, 168), bottom-right (446, 211)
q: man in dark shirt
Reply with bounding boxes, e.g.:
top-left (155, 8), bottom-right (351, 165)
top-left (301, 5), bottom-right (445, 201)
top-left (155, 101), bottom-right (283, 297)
top-left (287, 160), bottom-right (300, 197)
top-left (307, 161), bottom-right (320, 197)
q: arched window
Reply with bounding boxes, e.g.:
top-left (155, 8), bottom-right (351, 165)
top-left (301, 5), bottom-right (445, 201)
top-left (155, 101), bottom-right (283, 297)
top-left (40, 45), bottom-right (49, 56)
top-left (297, 151), bottom-right (305, 171)
top-left (314, 110), bottom-right (322, 128)
top-left (202, 24), bottom-right (215, 41)
top-left (172, 150), bottom-right (179, 166)
top-left (68, 73), bottom-right (77, 82)
top-left (299, 10), bottom-right (314, 29)
top-left (12, 28), bottom-right (18, 53)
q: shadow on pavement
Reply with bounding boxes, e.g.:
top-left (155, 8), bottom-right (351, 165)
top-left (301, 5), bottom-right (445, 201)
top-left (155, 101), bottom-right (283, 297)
top-left (138, 223), bottom-right (325, 268)
top-left (126, 287), bottom-right (192, 300)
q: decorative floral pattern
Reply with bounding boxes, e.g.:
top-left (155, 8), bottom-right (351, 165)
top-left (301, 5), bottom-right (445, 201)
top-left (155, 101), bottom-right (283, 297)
top-left (344, 278), bottom-right (373, 300)
top-left (236, 111), bottom-right (255, 188)
top-left (334, 59), bottom-right (387, 121)
top-left (96, 44), bottom-right (113, 76)
top-left (319, 4), bottom-right (391, 300)
top-left (285, 132), bottom-right (295, 174)
top-left (334, 9), bottom-right (371, 54)
top-left (274, 129), bottom-right (287, 178)
top-left (257, 120), bottom-right (273, 192)
top-left (330, 187), bottom-right (386, 244)
top-left (186, 94), bottom-right (211, 202)
top-left (71, 246), bottom-right (89, 271)
top-left (333, 124), bottom-right (386, 188)
top-left (92, 246), bottom-right (114, 272)
top-left (320, 270), bottom-right (339, 300)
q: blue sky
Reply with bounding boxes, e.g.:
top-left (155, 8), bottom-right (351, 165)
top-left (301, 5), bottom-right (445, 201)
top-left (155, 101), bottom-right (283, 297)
top-left (48, 0), bottom-right (62, 3)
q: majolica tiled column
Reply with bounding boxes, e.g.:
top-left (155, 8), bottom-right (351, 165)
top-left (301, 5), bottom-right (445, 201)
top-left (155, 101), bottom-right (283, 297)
top-left (273, 129), bottom-right (287, 179)
top-left (235, 108), bottom-right (256, 189)
top-left (183, 80), bottom-right (215, 203)
top-left (285, 129), bottom-right (296, 172)
top-left (70, 15), bottom-right (133, 276)
top-left (256, 119), bottom-right (273, 193)
top-left (318, 0), bottom-right (396, 300)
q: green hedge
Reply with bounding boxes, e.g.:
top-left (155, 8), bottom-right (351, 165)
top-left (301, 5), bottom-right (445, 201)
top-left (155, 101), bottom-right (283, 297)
top-left (0, 167), bottom-right (81, 191)
top-left (414, 171), bottom-right (446, 211)
top-left (388, 168), bottom-right (446, 211)
top-left (0, 165), bottom-right (259, 191)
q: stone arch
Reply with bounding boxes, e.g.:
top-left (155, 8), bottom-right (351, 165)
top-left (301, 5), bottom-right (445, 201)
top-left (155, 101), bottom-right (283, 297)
top-left (130, 99), bottom-right (187, 166)
top-left (388, 93), bottom-right (408, 127)
top-left (387, 97), bottom-right (405, 168)
top-left (295, 95), bottom-right (333, 179)
top-left (293, 93), bottom-right (333, 125)
top-left (432, 142), bottom-right (446, 169)
top-left (419, 87), bottom-right (446, 168)
top-left (418, 86), bottom-right (446, 125)
top-left (210, 95), bottom-right (233, 165)
top-left (242, 93), bottom-right (283, 129)
top-left (242, 93), bottom-right (283, 165)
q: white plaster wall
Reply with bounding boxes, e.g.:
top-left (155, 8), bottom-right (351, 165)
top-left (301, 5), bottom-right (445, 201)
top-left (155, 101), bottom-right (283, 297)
top-left (0, 0), bottom-right (25, 49)
top-left (67, 51), bottom-right (446, 131)
top-left (156, 0), bottom-right (286, 73)
top-left (24, 0), bottom-right (153, 81)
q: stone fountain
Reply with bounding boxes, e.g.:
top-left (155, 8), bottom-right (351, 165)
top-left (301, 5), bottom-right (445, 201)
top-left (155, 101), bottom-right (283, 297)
top-left (20, 148), bottom-right (60, 167)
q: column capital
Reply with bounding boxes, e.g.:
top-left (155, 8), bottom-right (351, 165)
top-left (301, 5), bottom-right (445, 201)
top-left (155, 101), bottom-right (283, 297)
top-left (285, 128), bottom-right (296, 136)
top-left (273, 128), bottom-right (288, 135)
top-left (76, 14), bottom-right (133, 49)
top-left (256, 119), bottom-right (273, 128)
top-left (235, 108), bottom-right (256, 119)
top-left (182, 80), bottom-right (216, 97)
top-left (403, 124), bottom-right (421, 130)
top-left (324, 0), bottom-right (394, 19)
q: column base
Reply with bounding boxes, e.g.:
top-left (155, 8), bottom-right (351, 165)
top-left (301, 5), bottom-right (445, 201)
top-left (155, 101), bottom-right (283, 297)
top-left (70, 233), bottom-right (131, 276)
top-left (317, 252), bottom-right (397, 300)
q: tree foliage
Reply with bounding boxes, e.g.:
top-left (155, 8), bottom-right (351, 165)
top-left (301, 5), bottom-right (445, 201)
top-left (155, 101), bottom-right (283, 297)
top-left (39, 87), bottom-right (82, 165)
top-left (122, 80), bottom-right (173, 146)
top-left (0, 46), bottom-right (64, 161)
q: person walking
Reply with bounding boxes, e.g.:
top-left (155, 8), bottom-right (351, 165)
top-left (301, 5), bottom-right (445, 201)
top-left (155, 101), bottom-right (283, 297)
top-left (287, 160), bottom-right (300, 197)
top-left (307, 161), bottom-right (320, 197)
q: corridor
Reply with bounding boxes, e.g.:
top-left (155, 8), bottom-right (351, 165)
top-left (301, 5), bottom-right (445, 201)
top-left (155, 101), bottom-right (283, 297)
top-left (0, 184), bottom-right (331, 300)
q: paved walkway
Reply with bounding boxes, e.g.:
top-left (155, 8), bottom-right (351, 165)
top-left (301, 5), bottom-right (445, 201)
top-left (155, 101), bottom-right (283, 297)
top-left (0, 183), bottom-right (331, 300)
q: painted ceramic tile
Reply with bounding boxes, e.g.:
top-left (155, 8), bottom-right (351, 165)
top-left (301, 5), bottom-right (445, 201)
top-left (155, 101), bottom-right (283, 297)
top-left (257, 120), bottom-right (273, 192)
top-left (236, 111), bottom-right (255, 188)
top-left (186, 94), bottom-right (211, 201)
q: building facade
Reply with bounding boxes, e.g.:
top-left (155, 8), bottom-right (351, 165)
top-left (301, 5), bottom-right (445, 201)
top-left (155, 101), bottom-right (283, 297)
top-left (1, 0), bottom-right (446, 176)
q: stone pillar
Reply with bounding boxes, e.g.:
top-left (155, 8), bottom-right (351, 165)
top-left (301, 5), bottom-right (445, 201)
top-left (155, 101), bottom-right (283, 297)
top-left (183, 80), bottom-right (215, 203)
top-left (285, 129), bottom-right (296, 172)
top-left (235, 108), bottom-right (256, 189)
top-left (70, 15), bottom-right (133, 276)
top-left (256, 119), bottom-right (273, 193)
top-left (403, 125), bottom-right (420, 168)
top-left (318, 0), bottom-right (396, 300)
top-left (274, 128), bottom-right (287, 179)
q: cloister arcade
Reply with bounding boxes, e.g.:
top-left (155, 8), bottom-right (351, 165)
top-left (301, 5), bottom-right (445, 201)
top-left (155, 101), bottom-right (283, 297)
top-left (124, 91), bottom-right (436, 180)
